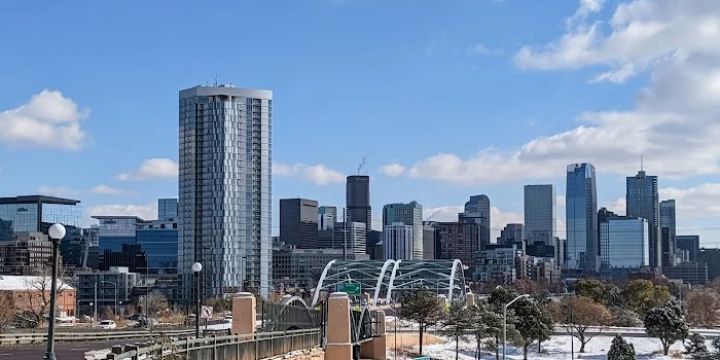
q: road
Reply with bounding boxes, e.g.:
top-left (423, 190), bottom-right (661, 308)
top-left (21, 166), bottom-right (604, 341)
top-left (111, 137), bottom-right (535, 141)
top-left (0, 338), bottom-right (145, 360)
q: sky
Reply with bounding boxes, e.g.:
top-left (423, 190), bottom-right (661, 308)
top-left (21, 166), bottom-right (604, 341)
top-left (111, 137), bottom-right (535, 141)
top-left (0, 0), bottom-right (719, 245)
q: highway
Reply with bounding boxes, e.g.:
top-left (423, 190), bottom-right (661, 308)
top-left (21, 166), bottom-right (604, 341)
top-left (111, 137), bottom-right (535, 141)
top-left (0, 338), bottom-right (144, 360)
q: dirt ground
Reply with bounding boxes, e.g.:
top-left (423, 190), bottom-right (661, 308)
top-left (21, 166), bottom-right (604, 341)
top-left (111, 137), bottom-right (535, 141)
top-left (387, 332), bottom-right (444, 355)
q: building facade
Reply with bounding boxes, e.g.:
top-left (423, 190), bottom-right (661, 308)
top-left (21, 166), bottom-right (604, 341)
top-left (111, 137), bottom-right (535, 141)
top-left (659, 199), bottom-right (676, 266)
top-left (598, 209), bottom-right (649, 270)
top-left (422, 222), bottom-right (436, 260)
top-left (626, 170), bottom-right (661, 269)
top-left (272, 247), bottom-right (369, 291)
top-left (318, 206), bottom-right (337, 230)
top-left (524, 185), bottom-right (556, 246)
top-left (333, 222), bottom-right (367, 256)
top-left (435, 222), bottom-right (480, 276)
top-left (0, 195), bottom-right (81, 241)
top-left (158, 198), bottom-right (178, 221)
top-left (676, 235), bottom-right (700, 262)
top-left (0, 232), bottom-right (54, 275)
top-left (459, 195), bottom-right (491, 247)
top-left (382, 201), bottom-right (423, 259)
top-left (0, 275), bottom-right (76, 318)
top-left (280, 198), bottom-right (319, 249)
top-left (475, 246), bottom-right (522, 284)
top-left (566, 163), bottom-right (598, 272)
top-left (346, 175), bottom-right (371, 231)
top-left (178, 85), bottom-right (273, 299)
top-left (383, 223), bottom-right (414, 260)
top-left (498, 223), bottom-right (524, 248)
top-left (76, 267), bottom-right (137, 316)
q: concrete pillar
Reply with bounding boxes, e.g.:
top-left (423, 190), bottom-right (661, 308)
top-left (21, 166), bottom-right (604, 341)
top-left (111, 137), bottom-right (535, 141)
top-left (231, 292), bottom-right (256, 336)
top-left (325, 292), bottom-right (352, 360)
top-left (465, 292), bottom-right (476, 307)
top-left (362, 292), bottom-right (371, 306)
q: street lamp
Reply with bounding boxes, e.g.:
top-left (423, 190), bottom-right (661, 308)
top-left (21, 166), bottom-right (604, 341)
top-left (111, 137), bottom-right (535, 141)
top-left (44, 223), bottom-right (65, 360)
top-left (502, 294), bottom-right (530, 360)
top-left (192, 262), bottom-right (202, 338)
top-left (98, 281), bottom-right (118, 318)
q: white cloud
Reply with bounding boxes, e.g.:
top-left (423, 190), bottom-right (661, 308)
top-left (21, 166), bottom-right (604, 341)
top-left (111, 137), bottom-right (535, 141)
top-left (388, 1), bottom-right (720, 185)
top-left (514, 0), bottom-right (720, 83)
top-left (378, 163), bottom-right (407, 177)
top-left (605, 197), bottom-right (627, 215)
top-left (273, 162), bottom-right (344, 185)
top-left (467, 43), bottom-right (491, 56)
top-left (116, 158), bottom-right (178, 181)
top-left (0, 89), bottom-right (89, 150)
top-left (660, 183), bottom-right (720, 218)
top-left (89, 185), bottom-right (128, 196)
top-left (86, 202), bottom-right (158, 223)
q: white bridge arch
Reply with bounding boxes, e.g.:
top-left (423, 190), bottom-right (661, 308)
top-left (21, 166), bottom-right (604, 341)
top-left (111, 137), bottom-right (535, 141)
top-left (311, 259), bottom-right (467, 306)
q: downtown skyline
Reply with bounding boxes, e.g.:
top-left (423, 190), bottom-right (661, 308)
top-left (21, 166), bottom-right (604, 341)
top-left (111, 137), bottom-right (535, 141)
top-left (1, 0), bottom-right (719, 245)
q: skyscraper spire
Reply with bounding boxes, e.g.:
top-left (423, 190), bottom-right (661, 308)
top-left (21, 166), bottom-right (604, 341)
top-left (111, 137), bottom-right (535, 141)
top-left (641, 154), bottom-right (644, 172)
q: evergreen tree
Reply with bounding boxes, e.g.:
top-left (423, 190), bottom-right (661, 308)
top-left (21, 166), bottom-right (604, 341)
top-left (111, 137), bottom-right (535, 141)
top-left (685, 333), bottom-right (711, 359)
top-left (644, 299), bottom-right (689, 355)
top-left (440, 302), bottom-right (473, 360)
top-left (607, 335), bottom-right (636, 360)
top-left (512, 297), bottom-right (553, 360)
top-left (398, 289), bottom-right (443, 356)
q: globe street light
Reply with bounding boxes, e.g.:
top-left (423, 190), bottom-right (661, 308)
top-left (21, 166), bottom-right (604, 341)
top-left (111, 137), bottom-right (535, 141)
top-left (503, 294), bottom-right (530, 360)
top-left (44, 223), bottom-right (65, 360)
top-left (192, 262), bottom-right (202, 338)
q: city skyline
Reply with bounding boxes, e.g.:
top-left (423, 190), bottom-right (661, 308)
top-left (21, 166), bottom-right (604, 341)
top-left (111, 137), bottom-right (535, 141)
top-left (1, 1), bottom-right (719, 245)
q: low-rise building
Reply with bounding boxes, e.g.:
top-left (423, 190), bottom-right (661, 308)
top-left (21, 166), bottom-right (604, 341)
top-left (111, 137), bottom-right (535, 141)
top-left (75, 267), bottom-right (137, 316)
top-left (0, 275), bottom-right (76, 319)
top-left (475, 246), bottom-right (522, 284)
top-left (272, 246), bottom-right (369, 291)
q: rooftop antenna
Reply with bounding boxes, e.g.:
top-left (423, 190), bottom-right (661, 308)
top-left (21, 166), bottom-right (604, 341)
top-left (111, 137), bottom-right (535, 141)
top-left (640, 154), bottom-right (644, 171)
top-left (214, 74), bottom-right (218, 86)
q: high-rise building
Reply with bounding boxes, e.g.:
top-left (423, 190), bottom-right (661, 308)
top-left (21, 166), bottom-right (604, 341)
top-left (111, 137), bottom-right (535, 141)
top-left (346, 175), bottom-right (371, 230)
top-left (158, 198), bottom-right (178, 221)
top-left (659, 199), bottom-right (676, 267)
top-left (280, 198), bottom-right (319, 249)
top-left (459, 195), bottom-right (491, 246)
top-left (524, 185), bottom-right (556, 245)
top-left (0, 232), bottom-right (54, 275)
top-left (626, 170), bottom-right (660, 269)
top-left (383, 222), bottom-right (414, 260)
top-left (598, 208), bottom-right (649, 270)
top-left (93, 216), bottom-right (145, 271)
top-left (333, 222), bottom-right (367, 257)
top-left (178, 85), bottom-right (273, 299)
top-left (366, 230), bottom-right (383, 260)
top-left (318, 206), bottom-right (337, 230)
top-left (435, 222), bottom-right (480, 276)
top-left (566, 163), bottom-right (598, 272)
top-left (0, 195), bottom-right (81, 241)
top-left (676, 235), bottom-right (700, 262)
top-left (382, 201), bottom-right (423, 259)
top-left (498, 223), bottom-right (524, 248)
top-left (422, 222), bottom-right (436, 260)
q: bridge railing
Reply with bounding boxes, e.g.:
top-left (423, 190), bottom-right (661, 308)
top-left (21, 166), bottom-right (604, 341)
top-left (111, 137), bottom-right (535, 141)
top-left (0, 328), bottom-right (195, 346)
top-left (107, 328), bottom-right (321, 360)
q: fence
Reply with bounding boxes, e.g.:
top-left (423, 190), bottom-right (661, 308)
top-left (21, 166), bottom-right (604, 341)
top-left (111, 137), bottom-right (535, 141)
top-left (107, 328), bottom-right (321, 360)
top-left (0, 328), bottom-right (195, 346)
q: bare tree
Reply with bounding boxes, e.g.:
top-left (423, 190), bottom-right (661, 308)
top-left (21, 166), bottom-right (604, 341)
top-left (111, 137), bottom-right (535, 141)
top-left (0, 294), bottom-right (15, 328)
top-left (16, 269), bottom-right (69, 327)
top-left (686, 290), bottom-right (719, 327)
top-left (551, 296), bottom-right (613, 353)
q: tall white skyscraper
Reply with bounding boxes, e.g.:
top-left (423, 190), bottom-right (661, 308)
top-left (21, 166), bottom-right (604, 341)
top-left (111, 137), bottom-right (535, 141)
top-left (178, 85), bottom-right (272, 300)
top-left (382, 201), bottom-right (423, 259)
top-left (384, 222), bottom-right (414, 260)
top-left (524, 185), bottom-right (556, 245)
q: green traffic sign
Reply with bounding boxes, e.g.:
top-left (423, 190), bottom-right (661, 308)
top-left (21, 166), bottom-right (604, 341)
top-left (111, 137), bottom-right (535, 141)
top-left (338, 282), bottom-right (361, 295)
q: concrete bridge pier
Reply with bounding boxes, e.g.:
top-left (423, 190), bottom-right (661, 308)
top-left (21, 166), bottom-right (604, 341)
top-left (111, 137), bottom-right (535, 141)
top-left (325, 292), bottom-right (353, 360)
top-left (231, 292), bottom-right (256, 336)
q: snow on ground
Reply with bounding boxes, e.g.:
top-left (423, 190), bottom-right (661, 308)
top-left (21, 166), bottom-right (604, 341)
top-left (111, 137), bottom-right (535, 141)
top-left (398, 334), bottom-right (695, 360)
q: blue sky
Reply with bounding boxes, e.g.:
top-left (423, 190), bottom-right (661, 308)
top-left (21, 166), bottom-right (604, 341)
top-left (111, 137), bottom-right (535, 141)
top-left (1, 0), bottom-right (719, 244)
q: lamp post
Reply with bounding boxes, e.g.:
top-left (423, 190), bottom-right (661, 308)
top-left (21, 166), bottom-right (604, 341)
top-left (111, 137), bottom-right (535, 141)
top-left (192, 262), bottom-right (202, 338)
top-left (502, 294), bottom-right (529, 360)
top-left (44, 223), bottom-right (65, 360)
top-left (98, 281), bottom-right (118, 318)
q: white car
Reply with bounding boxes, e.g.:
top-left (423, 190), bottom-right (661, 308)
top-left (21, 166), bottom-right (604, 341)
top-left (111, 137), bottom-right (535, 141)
top-left (98, 320), bottom-right (117, 329)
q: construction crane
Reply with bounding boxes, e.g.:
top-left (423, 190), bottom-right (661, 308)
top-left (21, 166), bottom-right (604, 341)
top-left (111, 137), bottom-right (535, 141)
top-left (357, 157), bottom-right (367, 175)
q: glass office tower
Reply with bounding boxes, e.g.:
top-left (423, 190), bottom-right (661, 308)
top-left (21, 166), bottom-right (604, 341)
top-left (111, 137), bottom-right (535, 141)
top-left (0, 195), bottom-right (81, 241)
top-left (566, 163), bottom-right (598, 272)
top-left (178, 85), bottom-right (272, 300)
top-left (524, 185), bottom-right (556, 246)
top-left (626, 170), bottom-right (660, 269)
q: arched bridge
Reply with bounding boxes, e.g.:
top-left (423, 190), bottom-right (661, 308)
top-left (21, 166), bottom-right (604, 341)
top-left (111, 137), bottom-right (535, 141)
top-left (312, 259), bottom-right (467, 306)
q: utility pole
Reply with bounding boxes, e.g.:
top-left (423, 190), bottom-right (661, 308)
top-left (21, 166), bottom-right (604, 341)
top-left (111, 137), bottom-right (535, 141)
top-left (343, 208), bottom-right (347, 261)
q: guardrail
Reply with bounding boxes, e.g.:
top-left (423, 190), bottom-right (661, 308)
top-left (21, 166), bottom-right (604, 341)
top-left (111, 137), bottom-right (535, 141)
top-left (104, 328), bottom-right (321, 360)
top-left (0, 328), bottom-right (196, 346)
